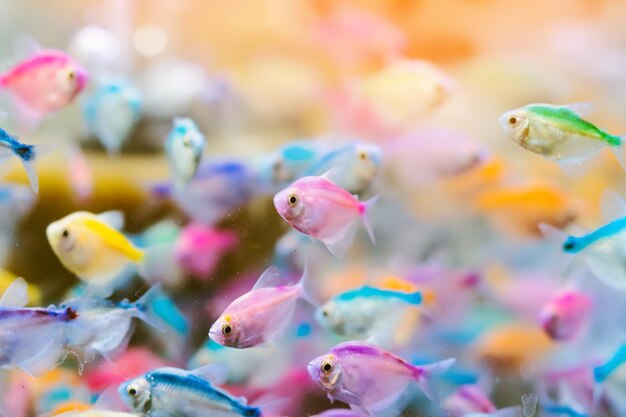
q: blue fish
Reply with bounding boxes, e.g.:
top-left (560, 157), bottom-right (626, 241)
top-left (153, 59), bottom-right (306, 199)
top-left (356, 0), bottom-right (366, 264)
top-left (542, 194), bottom-right (626, 289)
top-left (165, 117), bottom-right (206, 186)
top-left (119, 366), bottom-right (261, 417)
top-left (315, 285), bottom-right (422, 342)
top-left (84, 80), bottom-right (141, 154)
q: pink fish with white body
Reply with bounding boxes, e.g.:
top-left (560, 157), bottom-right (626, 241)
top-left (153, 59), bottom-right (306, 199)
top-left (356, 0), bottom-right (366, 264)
top-left (0, 50), bottom-right (88, 128)
top-left (273, 173), bottom-right (378, 258)
top-left (209, 266), bottom-right (312, 349)
top-left (539, 290), bottom-right (593, 341)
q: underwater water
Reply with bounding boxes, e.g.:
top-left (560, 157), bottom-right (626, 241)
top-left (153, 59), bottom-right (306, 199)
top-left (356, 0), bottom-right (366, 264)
top-left (0, 0), bottom-right (626, 416)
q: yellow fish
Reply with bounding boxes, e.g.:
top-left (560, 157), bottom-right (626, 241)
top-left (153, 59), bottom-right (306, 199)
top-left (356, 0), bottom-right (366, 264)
top-left (46, 211), bottom-right (144, 291)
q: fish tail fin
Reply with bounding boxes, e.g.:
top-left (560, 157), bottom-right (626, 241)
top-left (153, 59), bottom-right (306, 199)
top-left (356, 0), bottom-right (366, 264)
top-left (135, 283), bottom-right (189, 335)
top-left (14, 143), bottom-right (54, 193)
top-left (538, 222), bottom-right (568, 246)
top-left (359, 194), bottom-right (379, 244)
top-left (611, 136), bottom-right (626, 171)
top-left (15, 143), bottom-right (38, 193)
top-left (296, 261), bottom-right (318, 306)
top-left (133, 284), bottom-right (167, 331)
top-left (414, 358), bottom-right (456, 405)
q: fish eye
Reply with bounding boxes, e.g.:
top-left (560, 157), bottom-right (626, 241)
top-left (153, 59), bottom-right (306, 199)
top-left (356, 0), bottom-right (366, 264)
top-left (183, 137), bottom-right (191, 148)
top-left (321, 361), bottom-right (333, 373)
top-left (127, 385), bottom-right (138, 397)
top-left (222, 322), bottom-right (232, 335)
top-left (287, 193), bottom-right (298, 207)
top-left (322, 309), bottom-right (329, 317)
top-left (68, 71), bottom-right (75, 80)
top-left (508, 116), bottom-right (518, 125)
top-left (62, 229), bottom-right (69, 238)
top-left (359, 151), bottom-right (368, 161)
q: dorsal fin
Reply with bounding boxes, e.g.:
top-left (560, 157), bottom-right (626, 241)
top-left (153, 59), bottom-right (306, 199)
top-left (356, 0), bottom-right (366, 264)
top-left (320, 167), bottom-right (341, 183)
top-left (252, 266), bottom-right (282, 290)
top-left (0, 277), bottom-right (28, 307)
top-left (96, 210), bottom-right (125, 230)
top-left (191, 364), bottom-right (228, 385)
top-left (562, 102), bottom-right (594, 117)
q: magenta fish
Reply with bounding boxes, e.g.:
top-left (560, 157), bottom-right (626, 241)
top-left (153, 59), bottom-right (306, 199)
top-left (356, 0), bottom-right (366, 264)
top-left (273, 172), bottom-right (378, 258)
top-left (173, 223), bottom-right (238, 279)
top-left (307, 341), bottom-right (455, 417)
top-left (0, 49), bottom-right (88, 127)
top-left (209, 266), bottom-right (313, 348)
top-left (539, 290), bottom-right (593, 341)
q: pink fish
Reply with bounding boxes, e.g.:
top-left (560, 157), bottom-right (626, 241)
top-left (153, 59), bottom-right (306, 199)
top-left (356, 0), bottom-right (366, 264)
top-left (173, 223), bottom-right (238, 279)
top-left (0, 50), bottom-right (88, 128)
top-left (209, 266), bottom-right (312, 348)
top-left (539, 290), bottom-right (593, 341)
top-left (273, 173), bottom-right (378, 258)
top-left (443, 384), bottom-right (497, 417)
top-left (307, 341), bottom-right (455, 416)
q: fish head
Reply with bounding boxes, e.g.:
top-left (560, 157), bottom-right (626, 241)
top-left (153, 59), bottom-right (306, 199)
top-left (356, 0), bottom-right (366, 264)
top-left (539, 291), bottom-right (591, 341)
top-left (307, 353), bottom-right (342, 392)
top-left (57, 60), bottom-right (89, 98)
top-left (167, 118), bottom-right (205, 181)
top-left (46, 214), bottom-right (81, 259)
top-left (119, 375), bottom-right (152, 413)
top-left (348, 142), bottom-right (383, 191)
top-left (209, 314), bottom-right (241, 347)
top-left (562, 236), bottom-right (583, 253)
top-left (315, 301), bottom-right (343, 332)
top-left (499, 108), bottom-right (530, 144)
top-left (273, 186), bottom-right (305, 223)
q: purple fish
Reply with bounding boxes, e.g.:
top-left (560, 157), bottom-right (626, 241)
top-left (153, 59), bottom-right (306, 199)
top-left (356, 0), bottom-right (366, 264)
top-left (273, 172), bottom-right (378, 258)
top-left (209, 266), bottom-right (313, 348)
top-left (307, 341), bottom-right (455, 416)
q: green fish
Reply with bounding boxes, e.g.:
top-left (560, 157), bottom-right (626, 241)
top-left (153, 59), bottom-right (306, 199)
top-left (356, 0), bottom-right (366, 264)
top-left (499, 103), bottom-right (625, 173)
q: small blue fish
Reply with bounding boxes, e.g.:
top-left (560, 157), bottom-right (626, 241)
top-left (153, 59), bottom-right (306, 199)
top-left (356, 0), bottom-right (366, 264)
top-left (315, 285), bottom-right (422, 340)
top-left (84, 80), bottom-right (141, 154)
top-left (0, 123), bottom-right (42, 193)
top-left (165, 117), bottom-right (206, 186)
top-left (541, 192), bottom-right (626, 290)
top-left (119, 366), bottom-right (261, 417)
